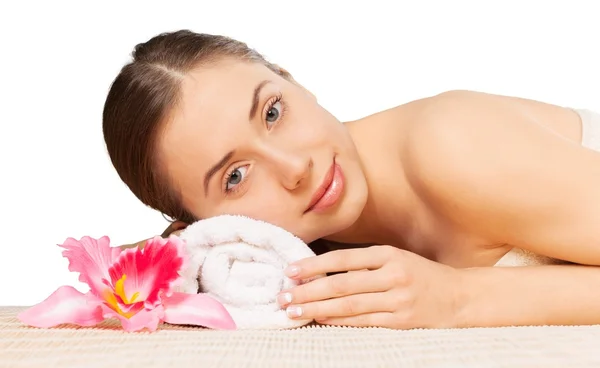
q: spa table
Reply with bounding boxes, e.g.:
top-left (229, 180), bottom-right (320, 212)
top-left (1, 306), bottom-right (599, 367)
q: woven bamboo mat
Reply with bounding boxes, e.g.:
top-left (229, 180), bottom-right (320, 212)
top-left (1, 306), bottom-right (599, 367)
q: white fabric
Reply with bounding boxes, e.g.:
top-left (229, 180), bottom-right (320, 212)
top-left (579, 108), bottom-right (600, 151)
top-left (495, 108), bottom-right (600, 267)
top-left (175, 215), bottom-right (317, 329)
top-left (494, 247), bottom-right (568, 267)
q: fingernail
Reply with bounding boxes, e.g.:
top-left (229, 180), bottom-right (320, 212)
top-left (277, 292), bottom-right (292, 306)
top-left (286, 306), bottom-right (303, 318)
top-left (285, 265), bottom-right (300, 277)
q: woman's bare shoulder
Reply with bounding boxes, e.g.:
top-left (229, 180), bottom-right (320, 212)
top-left (400, 90), bottom-right (544, 186)
top-left (350, 88), bottom-right (583, 195)
top-left (398, 90), bottom-right (600, 263)
top-left (408, 89), bottom-right (581, 142)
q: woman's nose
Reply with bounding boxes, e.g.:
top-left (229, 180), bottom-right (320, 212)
top-left (275, 152), bottom-right (313, 190)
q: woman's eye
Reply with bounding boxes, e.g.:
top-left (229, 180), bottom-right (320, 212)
top-left (226, 166), bottom-right (248, 190)
top-left (266, 101), bottom-right (282, 125)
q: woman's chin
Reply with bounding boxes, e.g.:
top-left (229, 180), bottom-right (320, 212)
top-left (305, 194), bottom-right (368, 244)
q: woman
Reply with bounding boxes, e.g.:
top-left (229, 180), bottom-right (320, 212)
top-left (104, 30), bottom-right (600, 329)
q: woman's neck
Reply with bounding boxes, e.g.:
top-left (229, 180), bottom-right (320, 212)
top-left (322, 181), bottom-right (414, 248)
top-left (323, 111), bottom-right (421, 250)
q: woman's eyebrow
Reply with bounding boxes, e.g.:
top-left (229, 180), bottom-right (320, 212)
top-left (204, 150), bottom-right (235, 196)
top-left (248, 80), bottom-right (272, 120)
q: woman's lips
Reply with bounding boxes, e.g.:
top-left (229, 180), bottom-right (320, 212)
top-left (305, 162), bottom-right (345, 213)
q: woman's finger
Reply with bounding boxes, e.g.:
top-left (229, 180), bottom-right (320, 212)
top-left (278, 269), bottom-right (392, 306)
top-left (285, 245), bottom-right (396, 279)
top-left (316, 312), bottom-right (396, 328)
top-left (284, 292), bottom-right (395, 320)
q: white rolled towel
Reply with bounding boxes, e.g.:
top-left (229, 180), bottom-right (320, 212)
top-left (175, 215), bottom-right (318, 329)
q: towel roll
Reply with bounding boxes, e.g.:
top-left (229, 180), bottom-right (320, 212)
top-left (175, 215), bottom-right (318, 329)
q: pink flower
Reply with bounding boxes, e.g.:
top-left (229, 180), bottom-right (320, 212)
top-left (18, 235), bottom-right (236, 332)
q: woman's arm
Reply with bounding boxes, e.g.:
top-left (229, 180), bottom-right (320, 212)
top-left (459, 264), bottom-right (600, 327)
top-left (408, 90), bottom-right (600, 265)
top-left (279, 246), bottom-right (600, 329)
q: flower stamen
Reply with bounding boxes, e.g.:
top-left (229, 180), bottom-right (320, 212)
top-left (114, 274), bottom-right (140, 304)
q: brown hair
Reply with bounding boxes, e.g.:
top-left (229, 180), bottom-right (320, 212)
top-left (102, 30), bottom-right (288, 224)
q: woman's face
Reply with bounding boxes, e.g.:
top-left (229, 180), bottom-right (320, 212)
top-left (159, 59), bottom-right (368, 243)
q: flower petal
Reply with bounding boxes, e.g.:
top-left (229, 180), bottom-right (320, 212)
top-left (18, 286), bottom-right (104, 328)
top-left (108, 236), bottom-right (186, 308)
top-left (163, 292), bottom-right (236, 330)
top-left (60, 236), bottom-right (121, 297)
top-left (102, 304), bottom-right (164, 332)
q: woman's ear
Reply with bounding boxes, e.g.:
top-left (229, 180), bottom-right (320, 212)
top-left (273, 64), bottom-right (317, 101)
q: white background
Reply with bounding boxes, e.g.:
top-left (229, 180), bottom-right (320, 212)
top-left (0, 1), bottom-right (598, 305)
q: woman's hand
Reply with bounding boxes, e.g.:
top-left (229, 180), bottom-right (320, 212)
top-left (277, 245), bottom-right (464, 329)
